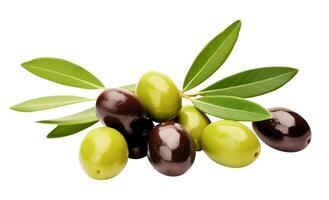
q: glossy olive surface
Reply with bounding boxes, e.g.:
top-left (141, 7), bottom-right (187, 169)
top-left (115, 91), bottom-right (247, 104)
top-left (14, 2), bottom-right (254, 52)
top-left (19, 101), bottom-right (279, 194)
top-left (202, 120), bottom-right (260, 168)
top-left (177, 105), bottom-right (210, 151)
top-left (136, 71), bottom-right (182, 122)
top-left (79, 127), bottom-right (128, 180)
top-left (96, 88), bottom-right (154, 159)
top-left (252, 107), bottom-right (311, 152)
top-left (148, 121), bottom-right (196, 176)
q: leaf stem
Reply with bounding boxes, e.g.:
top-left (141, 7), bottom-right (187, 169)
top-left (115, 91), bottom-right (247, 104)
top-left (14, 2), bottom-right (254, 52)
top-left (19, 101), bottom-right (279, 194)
top-left (180, 91), bottom-right (199, 101)
top-left (184, 92), bottom-right (199, 97)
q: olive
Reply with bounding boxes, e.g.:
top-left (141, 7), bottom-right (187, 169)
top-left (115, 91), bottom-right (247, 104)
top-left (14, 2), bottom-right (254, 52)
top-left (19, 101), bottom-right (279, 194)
top-left (252, 107), bottom-right (311, 152)
top-left (176, 105), bottom-right (210, 151)
top-left (125, 117), bottom-right (154, 158)
top-left (147, 121), bottom-right (196, 176)
top-left (136, 71), bottom-right (182, 122)
top-left (96, 88), bottom-right (154, 159)
top-left (202, 120), bottom-right (260, 168)
top-left (79, 127), bottom-right (128, 180)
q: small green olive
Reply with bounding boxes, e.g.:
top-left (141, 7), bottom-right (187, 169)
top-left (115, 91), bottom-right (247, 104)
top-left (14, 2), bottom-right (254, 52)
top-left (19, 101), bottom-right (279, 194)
top-left (177, 105), bottom-right (210, 151)
top-left (79, 127), bottom-right (128, 180)
top-left (202, 120), bottom-right (260, 168)
top-left (136, 71), bottom-right (182, 122)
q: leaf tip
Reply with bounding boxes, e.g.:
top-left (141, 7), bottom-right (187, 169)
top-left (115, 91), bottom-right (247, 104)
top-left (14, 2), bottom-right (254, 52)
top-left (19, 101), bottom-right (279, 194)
top-left (21, 60), bottom-right (31, 69)
top-left (36, 120), bottom-right (47, 124)
top-left (9, 105), bottom-right (17, 111)
top-left (259, 110), bottom-right (273, 121)
top-left (9, 105), bottom-right (26, 112)
top-left (265, 112), bottom-right (273, 119)
top-left (286, 67), bottom-right (299, 78)
top-left (292, 67), bottom-right (299, 73)
top-left (231, 20), bottom-right (242, 31)
top-left (46, 132), bottom-right (58, 139)
top-left (234, 20), bottom-right (242, 26)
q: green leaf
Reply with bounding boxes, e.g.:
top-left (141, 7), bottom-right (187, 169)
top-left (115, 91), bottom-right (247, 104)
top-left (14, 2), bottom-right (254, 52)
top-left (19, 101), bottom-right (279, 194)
top-left (192, 96), bottom-right (271, 121)
top-left (10, 95), bottom-right (94, 112)
top-left (21, 57), bottom-right (105, 89)
top-left (120, 84), bottom-right (136, 93)
top-left (183, 20), bottom-right (241, 91)
top-left (47, 122), bottom-right (97, 138)
top-left (37, 107), bottom-right (98, 125)
top-left (199, 67), bottom-right (298, 97)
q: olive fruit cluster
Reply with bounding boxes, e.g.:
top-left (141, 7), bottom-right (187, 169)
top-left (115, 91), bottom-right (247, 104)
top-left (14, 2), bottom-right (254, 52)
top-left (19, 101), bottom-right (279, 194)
top-left (78, 71), bottom-right (311, 179)
top-left (11, 20), bottom-right (311, 181)
top-left (79, 72), bottom-right (195, 178)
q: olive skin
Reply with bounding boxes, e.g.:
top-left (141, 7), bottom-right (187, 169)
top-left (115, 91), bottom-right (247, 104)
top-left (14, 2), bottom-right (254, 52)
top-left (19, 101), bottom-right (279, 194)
top-left (96, 88), bottom-right (154, 159)
top-left (79, 127), bottom-right (128, 180)
top-left (136, 71), bottom-right (182, 122)
top-left (252, 107), bottom-right (311, 152)
top-left (176, 105), bottom-right (210, 151)
top-left (148, 121), bottom-right (196, 176)
top-left (202, 120), bottom-right (260, 168)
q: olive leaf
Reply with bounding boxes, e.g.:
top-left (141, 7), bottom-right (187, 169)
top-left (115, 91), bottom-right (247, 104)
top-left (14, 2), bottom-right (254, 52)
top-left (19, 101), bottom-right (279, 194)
top-left (183, 20), bottom-right (241, 91)
top-left (120, 84), bottom-right (136, 93)
top-left (21, 57), bottom-right (105, 89)
top-left (192, 95), bottom-right (271, 121)
top-left (199, 67), bottom-right (298, 98)
top-left (37, 107), bottom-right (98, 125)
top-left (47, 122), bottom-right (97, 138)
top-left (10, 95), bottom-right (94, 112)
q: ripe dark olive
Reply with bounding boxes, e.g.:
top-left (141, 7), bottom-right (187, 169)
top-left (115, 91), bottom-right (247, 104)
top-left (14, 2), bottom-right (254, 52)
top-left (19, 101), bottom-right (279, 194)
top-left (252, 107), bottom-right (311, 152)
top-left (125, 118), bottom-right (154, 158)
top-left (96, 88), bottom-right (154, 159)
top-left (148, 121), bottom-right (196, 176)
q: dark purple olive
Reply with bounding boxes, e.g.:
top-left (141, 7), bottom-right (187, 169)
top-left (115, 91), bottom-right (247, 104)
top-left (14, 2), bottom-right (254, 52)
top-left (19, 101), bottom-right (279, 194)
top-left (252, 107), bottom-right (311, 152)
top-left (96, 88), bottom-right (154, 159)
top-left (148, 121), bottom-right (196, 176)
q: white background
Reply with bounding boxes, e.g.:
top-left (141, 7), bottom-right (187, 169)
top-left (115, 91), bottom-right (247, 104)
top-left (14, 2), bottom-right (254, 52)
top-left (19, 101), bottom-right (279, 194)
top-left (1, 0), bottom-right (328, 199)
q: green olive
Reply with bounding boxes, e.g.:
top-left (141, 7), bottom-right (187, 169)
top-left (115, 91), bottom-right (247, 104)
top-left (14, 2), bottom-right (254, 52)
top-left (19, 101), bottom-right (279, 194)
top-left (79, 127), bottom-right (128, 180)
top-left (136, 71), bottom-right (182, 122)
top-left (202, 120), bottom-right (260, 168)
top-left (177, 105), bottom-right (210, 151)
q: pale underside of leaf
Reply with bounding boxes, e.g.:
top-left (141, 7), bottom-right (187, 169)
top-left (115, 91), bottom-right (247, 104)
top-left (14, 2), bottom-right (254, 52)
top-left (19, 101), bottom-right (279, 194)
top-left (192, 96), bottom-right (272, 121)
top-left (37, 107), bottom-right (98, 125)
top-left (10, 95), bottom-right (94, 112)
top-left (22, 57), bottom-right (105, 89)
top-left (200, 67), bottom-right (298, 97)
top-left (47, 122), bottom-right (97, 138)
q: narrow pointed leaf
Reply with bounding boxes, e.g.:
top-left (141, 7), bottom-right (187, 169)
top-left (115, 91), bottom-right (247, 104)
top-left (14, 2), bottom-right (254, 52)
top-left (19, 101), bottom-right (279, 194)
top-left (200, 67), bottom-right (298, 97)
top-left (37, 107), bottom-right (98, 125)
top-left (10, 95), bottom-right (94, 112)
top-left (120, 84), bottom-right (136, 93)
top-left (183, 20), bottom-right (241, 91)
top-left (21, 57), bottom-right (105, 89)
top-left (47, 121), bottom-right (97, 138)
top-left (192, 96), bottom-right (271, 121)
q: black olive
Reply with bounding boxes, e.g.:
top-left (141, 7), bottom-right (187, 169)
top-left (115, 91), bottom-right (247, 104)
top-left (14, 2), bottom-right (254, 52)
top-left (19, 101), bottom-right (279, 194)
top-left (148, 121), bottom-right (196, 176)
top-left (96, 88), bottom-right (154, 158)
top-left (252, 107), bottom-right (311, 152)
